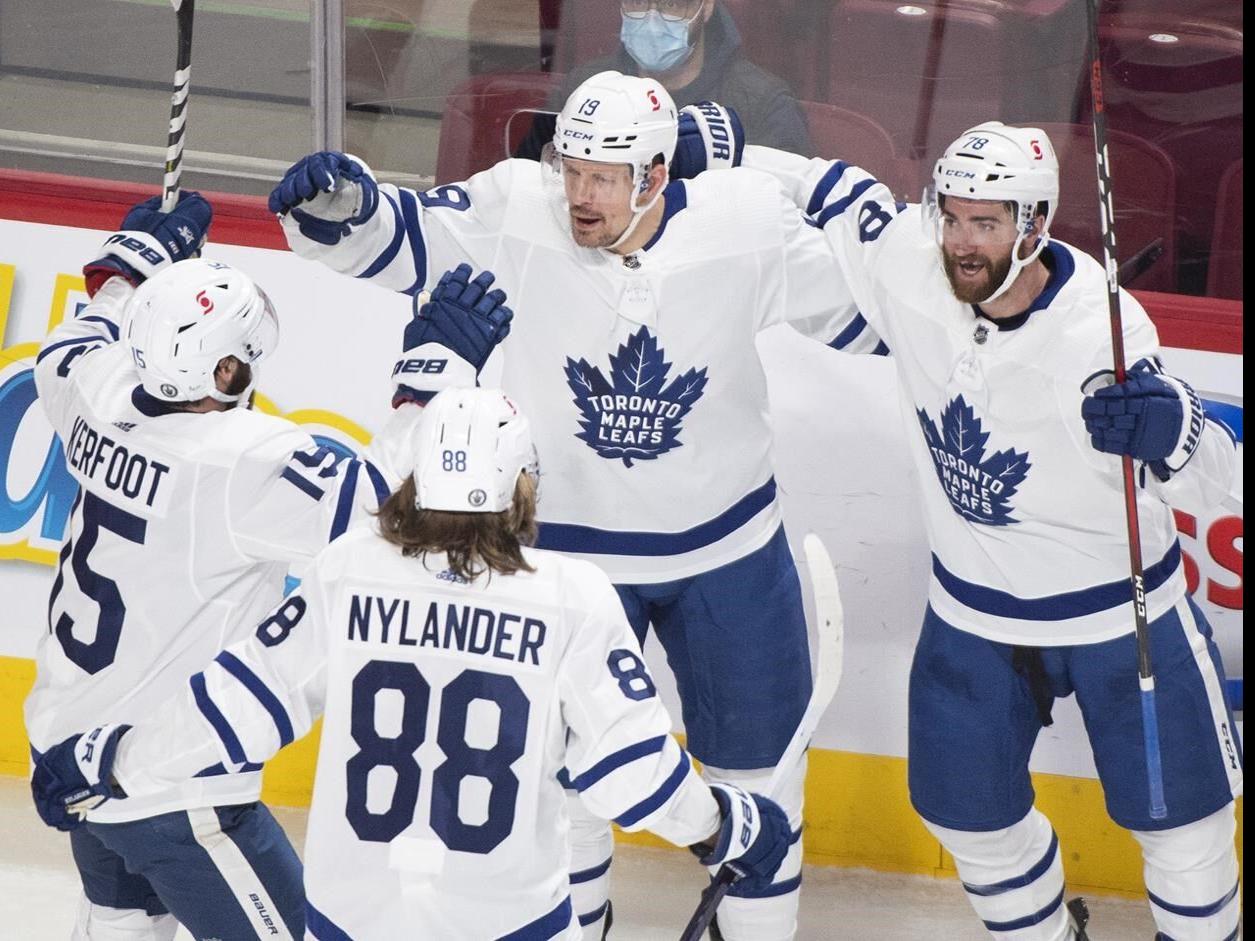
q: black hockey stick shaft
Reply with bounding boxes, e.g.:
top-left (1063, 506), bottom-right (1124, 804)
top-left (1085, 0), bottom-right (1166, 820)
top-left (161, 0), bottom-right (195, 211)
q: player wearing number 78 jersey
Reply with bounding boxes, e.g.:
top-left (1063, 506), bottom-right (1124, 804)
top-left (30, 386), bottom-right (793, 940)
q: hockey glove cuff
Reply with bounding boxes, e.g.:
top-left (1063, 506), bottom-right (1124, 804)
top-left (672, 102), bottom-right (745, 180)
top-left (392, 340), bottom-right (478, 407)
top-left (270, 152), bottom-right (379, 246)
top-left (31, 724), bottom-right (132, 831)
top-left (83, 192), bottom-right (212, 295)
top-left (694, 784), bottom-right (791, 888)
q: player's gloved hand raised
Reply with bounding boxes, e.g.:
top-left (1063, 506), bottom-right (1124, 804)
top-left (83, 192), bottom-right (212, 296)
top-left (1081, 359), bottom-right (1203, 482)
top-left (671, 102), bottom-right (745, 181)
top-left (693, 783), bottom-right (792, 891)
top-left (31, 724), bottom-right (131, 831)
top-left (392, 263), bottom-right (514, 407)
top-left (269, 151), bottom-right (379, 246)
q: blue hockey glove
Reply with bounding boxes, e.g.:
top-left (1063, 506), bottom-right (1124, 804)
top-left (393, 263), bottom-right (514, 406)
top-left (1081, 359), bottom-right (1203, 481)
top-left (31, 724), bottom-right (131, 831)
top-left (694, 784), bottom-right (791, 891)
top-left (269, 151), bottom-right (379, 246)
top-left (671, 102), bottom-right (745, 181)
top-left (83, 192), bottom-right (212, 295)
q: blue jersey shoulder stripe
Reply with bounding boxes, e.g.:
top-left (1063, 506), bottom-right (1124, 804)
top-left (613, 749), bottom-right (691, 828)
top-left (806, 161), bottom-right (851, 217)
top-left (397, 188), bottom-right (429, 297)
top-left (78, 315), bottom-right (120, 340)
top-left (329, 458), bottom-right (362, 541)
top-left (363, 459), bottom-right (393, 505)
top-left (190, 672), bottom-right (247, 765)
top-left (568, 734), bottom-right (669, 792)
top-left (215, 650), bottom-right (295, 748)
top-left (815, 178), bottom-right (878, 228)
top-left (358, 192), bottom-right (407, 280)
top-left (36, 336), bottom-right (102, 365)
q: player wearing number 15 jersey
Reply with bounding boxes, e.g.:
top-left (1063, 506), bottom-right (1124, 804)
top-left (30, 387), bottom-right (793, 940)
top-left (24, 194), bottom-right (397, 940)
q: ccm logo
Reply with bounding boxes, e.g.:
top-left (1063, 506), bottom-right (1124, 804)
top-left (392, 358), bottom-right (447, 375)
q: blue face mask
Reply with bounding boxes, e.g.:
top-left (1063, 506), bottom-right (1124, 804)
top-left (620, 10), bottom-right (695, 74)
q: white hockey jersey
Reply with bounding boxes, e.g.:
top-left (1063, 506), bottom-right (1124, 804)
top-left (26, 278), bottom-right (395, 821)
top-left (111, 529), bottom-right (722, 940)
top-left (283, 159), bottom-right (875, 582)
top-left (746, 146), bottom-right (1238, 645)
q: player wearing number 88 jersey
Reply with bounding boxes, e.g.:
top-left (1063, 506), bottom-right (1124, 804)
top-left (35, 387), bottom-right (792, 940)
top-left (24, 195), bottom-right (412, 940)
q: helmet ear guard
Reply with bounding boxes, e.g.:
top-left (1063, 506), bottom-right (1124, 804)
top-left (930, 122), bottom-right (1060, 303)
top-left (122, 258), bottom-right (279, 404)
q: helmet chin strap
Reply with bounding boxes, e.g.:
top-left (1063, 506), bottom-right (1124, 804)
top-left (980, 226), bottom-right (1049, 305)
top-left (606, 167), bottom-right (666, 252)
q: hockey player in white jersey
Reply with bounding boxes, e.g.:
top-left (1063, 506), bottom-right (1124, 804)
top-left (265, 70), bottom-right (875, 939)
top-left (29, 386), bottom-right (794, 941)
top-left (679, 114), bottom-right (1242, 939)
top-left (24, 193), bottom-right (407, 940)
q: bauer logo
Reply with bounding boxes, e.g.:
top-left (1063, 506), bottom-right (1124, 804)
top-left (564, 326), bottom-right (708, 467)
top-left (916, 395), bottom-right (1031, 526)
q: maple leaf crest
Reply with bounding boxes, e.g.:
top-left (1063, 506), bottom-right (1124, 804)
top-left (916, 395), bottom-right (1031, 526)
top-left (564, 326), bottom-right (708, 467)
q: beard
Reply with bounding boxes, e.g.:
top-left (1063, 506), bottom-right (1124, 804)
top-left (942, 248), bottom-right (1014, 304)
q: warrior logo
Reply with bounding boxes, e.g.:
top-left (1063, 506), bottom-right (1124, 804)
top-left (565, 326), bottom-right (708, 467)
top-left (917, 395), bottom-right (1030, 526)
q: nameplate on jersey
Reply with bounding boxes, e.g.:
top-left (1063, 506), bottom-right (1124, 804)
top-left (63, 415), bottom-right (178, 517)
top-left (346, 591), bottom-right (549, 667)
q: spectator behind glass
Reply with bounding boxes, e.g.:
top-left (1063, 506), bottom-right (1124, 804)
top-left (516, 0), bottom-right (811, 159)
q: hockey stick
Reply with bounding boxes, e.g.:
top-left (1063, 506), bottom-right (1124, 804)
top-left (1085, 0), bottom-right (1167, 820)
top-left (678, 533), bottom-right (845, 940)
top-left (161, 0), bottom-right (196, 211)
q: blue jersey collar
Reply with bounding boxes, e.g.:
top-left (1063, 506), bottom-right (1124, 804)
top-left (973, 241), bottom-right (1075, 331)
top-left (639, 181), bottom-right (688, 253)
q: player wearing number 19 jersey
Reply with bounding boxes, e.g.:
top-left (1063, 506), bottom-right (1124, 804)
top-left (25, 194), bottom-right (395, 940)
top-left (32, 387), bottom-right (793, 940)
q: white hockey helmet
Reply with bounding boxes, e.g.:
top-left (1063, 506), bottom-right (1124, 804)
top-left (554, 70), bottom-right (679, 174)
top-left (930, 122), bottom-right (1060, 302)
top-left (122, 259), bottom-right (278, 404)
top-left (412, 387), bottom-right (538, 514)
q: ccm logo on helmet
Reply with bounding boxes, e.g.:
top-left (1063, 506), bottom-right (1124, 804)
top-left (393, 358), bottom-right (447, 376)
top-left (941, 168), bottom-right (977, 179)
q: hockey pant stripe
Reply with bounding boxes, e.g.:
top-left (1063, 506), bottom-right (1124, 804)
top-left (569, 735), bottom-right (668, 791)
top-left (577, 902), bottom-right (609, 928)
top-left (305, 901), bottom-right (352, 941)
top-left (184, 807), bottom-right (294, 940)
top-left (358, 192), bottom-right (406, 280)
top-left (496, 895), bottom-right (573, 940)
top-left (1147, 880), bottom-right (1239, 919)
top-left (982, 888), bottom-right (1065, 933)
top-left (190, 672), bottom-right (247, 765)
top-left (570, 857), bottom-right (612, 885)
top-left (215, 650), bottom-right (294, 747)
top-left (963, 832), bottom-right (1060, 896)
top-left (614, 750), bottom-right (690, 827)
top-left (1177, 600), bottom-right (1244, 795)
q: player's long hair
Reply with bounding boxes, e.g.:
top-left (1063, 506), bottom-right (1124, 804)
top-left (376, 472), bottom-right (538, 582)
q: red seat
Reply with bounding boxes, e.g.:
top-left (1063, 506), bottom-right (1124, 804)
top-left (435, 71), bottom-right (564, 184)
top-left (1035, 122), bottom-right (1179, 293)
top-left (1205, 158), bottom-right (1242, 300)
top-left (797, 101), bottom-right (913, 202)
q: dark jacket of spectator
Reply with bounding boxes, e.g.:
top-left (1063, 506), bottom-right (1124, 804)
top-left (515, 4), bottom-right (811, 159)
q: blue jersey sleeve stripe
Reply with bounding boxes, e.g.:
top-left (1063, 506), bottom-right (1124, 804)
top-left (357, 192), bottom-right (407, 280)
top-left (872, 340), bottom-right (890, 356)
top-left (569, 735), bottom-right (669, 792)
top-left (815, 178), bottom-right (878, 228)
top-left (78, 315), bottom-right (120, 340)
top-left (805, 161), bottom-right (850, 216)
top-left (827, 313), bottom-right (868, 351)
top-left (305, 902), bottom-right (354, 941)
top-left (35, 337), bottom-right (102, 365)
top-left (363, 459), bottom-right (393, 505)
top-left (497, 897), bottom-right (574, 940)
top-left (397, 188), bottom-right (429, 297)
top-left (193, 760), bottom-right (264, 777)
top-left (329, 459), bottom-right (361, 541)
top-left (214, 650), bottom-right (295, 748)
top-left (190, 672), bottom-right (248, 765)
top-left (613, 749), bottom-right (692, 828)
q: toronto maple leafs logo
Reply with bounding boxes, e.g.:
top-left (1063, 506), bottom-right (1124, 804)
top-left (916, 395), bottom-right (1031, 526)
top-left (564, 326), bottom-right (708, 467)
